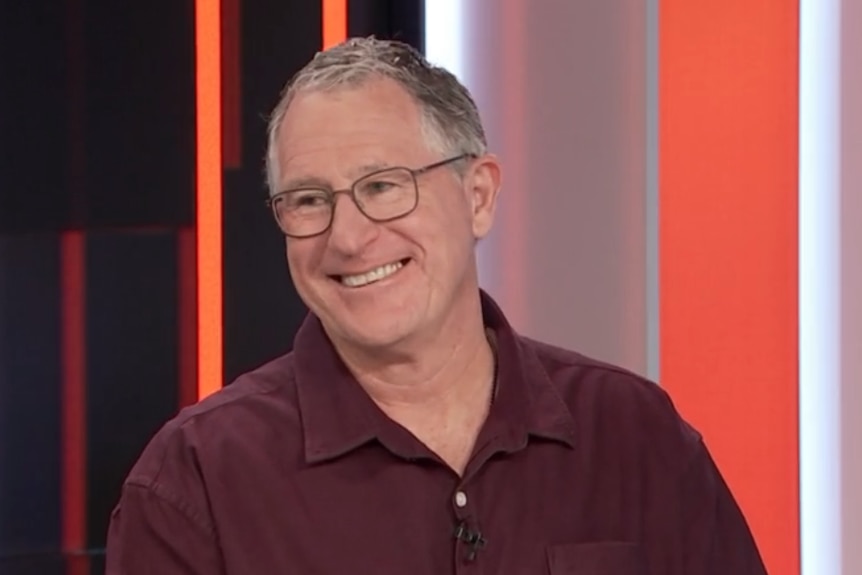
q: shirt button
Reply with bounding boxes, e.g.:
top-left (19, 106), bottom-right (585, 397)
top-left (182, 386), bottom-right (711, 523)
top-left (454, 491), bottom-right (468, 508)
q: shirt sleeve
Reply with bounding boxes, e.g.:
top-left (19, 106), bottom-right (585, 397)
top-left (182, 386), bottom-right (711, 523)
top-left (105, 482), bottom-right (225, 575)
top-left (679, 442), bottom-right (768, 575)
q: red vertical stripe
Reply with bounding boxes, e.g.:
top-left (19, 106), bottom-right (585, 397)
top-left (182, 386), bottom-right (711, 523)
top-left (221, 0), bottom-right (241, 169)
top-left (178, 228), bottom-right (198, 408)
top-left (63, 0), bottom-right (88, 571)
top-left (195, 0), bottom-right (224, 400)
top-left (659, 2), bottom-right (799, 573)
top-left (61, 232), bottom-right (87, 565)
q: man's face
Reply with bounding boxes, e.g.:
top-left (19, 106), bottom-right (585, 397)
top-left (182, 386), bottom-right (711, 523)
top-left (274, 77), bottom-right (500, 350)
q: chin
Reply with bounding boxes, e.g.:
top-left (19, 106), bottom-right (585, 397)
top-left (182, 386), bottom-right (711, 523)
top-left (330, 313), bottom-right (419, 350)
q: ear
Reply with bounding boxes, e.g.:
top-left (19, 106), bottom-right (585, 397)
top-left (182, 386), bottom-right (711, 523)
top-left (465, 154), bottom-right (502, 239)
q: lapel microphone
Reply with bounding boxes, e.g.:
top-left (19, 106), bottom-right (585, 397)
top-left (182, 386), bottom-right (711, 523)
top-left (453, 521), bottom-right (487, 561)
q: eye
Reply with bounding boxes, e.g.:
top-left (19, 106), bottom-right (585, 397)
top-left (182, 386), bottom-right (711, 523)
top-left (297, 194), bottom-right (326, 206)
top-left (285, 189), bottom-right (329, 209)
top-left (357, 168), bottom-right (413, 197)
top-left (363, 179), bottom-right (397, 195)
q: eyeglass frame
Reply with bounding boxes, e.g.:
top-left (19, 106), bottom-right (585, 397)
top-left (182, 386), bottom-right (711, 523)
top-left (265, 153), bottom-right (475, 239)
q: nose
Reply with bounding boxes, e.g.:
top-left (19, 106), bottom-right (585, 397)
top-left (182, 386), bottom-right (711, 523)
top-left (326, 192), bottom-right (379, 255)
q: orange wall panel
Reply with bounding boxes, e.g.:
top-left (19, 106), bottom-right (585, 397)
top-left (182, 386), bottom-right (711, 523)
top-left (195, 0), bottom-right (224, 400)
top-left (659, 2), bottom-right (799, 573)
top-left (323, 0), bottom-right (347, 49)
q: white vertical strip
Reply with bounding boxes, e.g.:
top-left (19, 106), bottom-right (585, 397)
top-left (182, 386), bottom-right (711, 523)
top-left (423, 1), bottom-right (463, 80)
top-left (840, 0), bottom-right (862, 571)
top-left (425, 0), bottom-right (464, 84)
top-left (799, 0), bottom-right (842, 573)
top-left (645, 0), bottom-right (660, 382)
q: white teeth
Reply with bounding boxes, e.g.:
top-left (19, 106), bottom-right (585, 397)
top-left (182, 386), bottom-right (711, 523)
top-left (340, 261), bottom-right (404, 287)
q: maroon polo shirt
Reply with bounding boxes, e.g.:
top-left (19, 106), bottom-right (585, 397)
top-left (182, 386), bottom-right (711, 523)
top-left (106, 292), bottom-right (766, 574)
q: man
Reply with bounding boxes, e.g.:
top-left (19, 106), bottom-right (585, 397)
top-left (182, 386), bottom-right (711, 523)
top-left (106, 37), bottom-right (767, 574)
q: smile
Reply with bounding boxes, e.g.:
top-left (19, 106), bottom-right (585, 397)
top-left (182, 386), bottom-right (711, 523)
top-left (337, 259), bottom-right (409, 288)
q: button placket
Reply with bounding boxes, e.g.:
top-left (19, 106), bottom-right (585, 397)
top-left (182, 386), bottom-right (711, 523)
top-left (451, 483), bottom-right (485, 568)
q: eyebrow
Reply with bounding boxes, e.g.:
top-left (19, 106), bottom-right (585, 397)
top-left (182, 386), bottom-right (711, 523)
top-left (279, 162), bottom-right (394, 192)
top-left (280, 175), bottom-right (330, 191)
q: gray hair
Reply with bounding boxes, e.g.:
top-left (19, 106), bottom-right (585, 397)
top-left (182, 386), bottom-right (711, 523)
top-left (265, 37), bottom-right (488, 194)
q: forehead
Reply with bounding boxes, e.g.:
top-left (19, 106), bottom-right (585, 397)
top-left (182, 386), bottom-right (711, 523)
top-left (276, 78), bottom-right (429, 179)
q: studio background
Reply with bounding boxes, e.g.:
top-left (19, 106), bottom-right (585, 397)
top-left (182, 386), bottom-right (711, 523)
top-left (1, 1), bottom-right (859, 574)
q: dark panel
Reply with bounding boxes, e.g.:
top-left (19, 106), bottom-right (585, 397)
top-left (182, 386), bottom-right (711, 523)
top-left (82, 0), bottom-right (195, 229)
top-left (0, 236), bottom-right (62, 554)
top-left (0, 553), bottom-right (65, 575)
top-left (348, 0), bottom-right (425, 50)
top-left (88, 552), bottom-right (104, 575)
top-left (0, 1), bottom-right (70, 233)
top-left (1, 0), bottom-right (197, 560)
top-left (0, 551), bottom-right (94, 575)
top-left (0, 0), bottom-right (195, 233)
top-left (85, 231), bottom-right (178, 546)
top-left (222, 0), bottom-right (321, 384)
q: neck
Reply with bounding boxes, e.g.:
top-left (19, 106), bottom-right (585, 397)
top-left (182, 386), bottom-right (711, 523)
top-left (327, 287), bottom-right (496, 474)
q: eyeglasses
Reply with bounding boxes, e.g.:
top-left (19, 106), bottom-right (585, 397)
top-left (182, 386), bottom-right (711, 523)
top-left (266, 154), bottom-right (473, 238)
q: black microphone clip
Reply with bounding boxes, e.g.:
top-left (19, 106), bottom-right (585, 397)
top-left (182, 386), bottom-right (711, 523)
top-left (453, 521), bottom-right (487, 561)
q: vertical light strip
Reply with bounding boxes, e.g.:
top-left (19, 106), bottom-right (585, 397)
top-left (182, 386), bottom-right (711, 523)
top-left (659, 2), bottom-right (799, 572)
top-left (60, 231), bottom-right (86, 559)
top-left (424, 0), bottom-right (464, 78)
top-left (645, 0), bottom-right (660, 382)
top-left (840, 2), bottom-right (862, 570)
top-left (322, 0), bottom-right (347, 50)
top-left (178, 228), bottom-right (198, 408)
top-left (62, 0), bottom-right (87, 567)
top-left (799, 0), bottom-right (842, 572)
top-left (195, 0), bottom-right (223, 400)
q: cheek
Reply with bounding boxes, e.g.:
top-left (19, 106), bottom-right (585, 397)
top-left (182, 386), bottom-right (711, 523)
top-left (437, 198), bottom-right (477, 243)
top-left (420, 187), bottom-right (471, 230)
top-left (286, 237), bottom-right (331, 282)
top-left (285, 242), bottom-right (314, 282)
top-left (412, 211), bottom-right (474, 272)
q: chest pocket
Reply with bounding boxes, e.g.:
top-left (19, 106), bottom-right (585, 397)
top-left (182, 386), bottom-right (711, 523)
top-left (546, 542), bottom-right (647, 575)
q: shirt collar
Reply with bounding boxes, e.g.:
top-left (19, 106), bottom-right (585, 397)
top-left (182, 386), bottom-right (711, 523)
top-left (292, 290), bottom-right (577, 464)
top-left (477, 293), bottom-right (577, 450)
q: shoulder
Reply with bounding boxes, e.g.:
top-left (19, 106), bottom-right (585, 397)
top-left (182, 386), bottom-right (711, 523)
top-left (520, 336), bottom-right (702, 470)
top-left (124, 352), bottom-right (300, 487)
